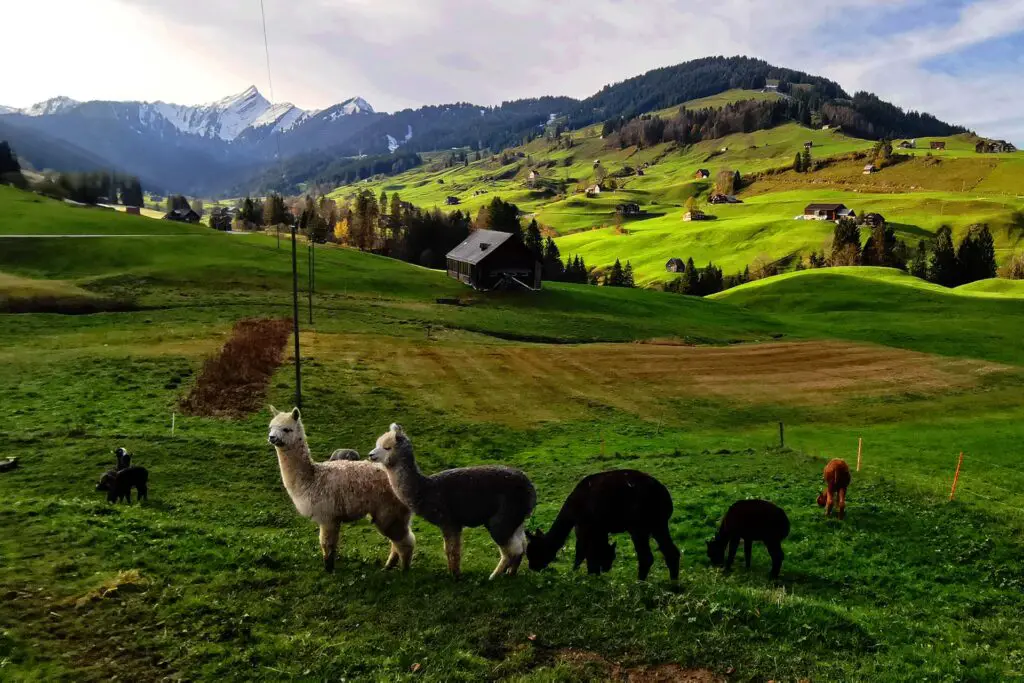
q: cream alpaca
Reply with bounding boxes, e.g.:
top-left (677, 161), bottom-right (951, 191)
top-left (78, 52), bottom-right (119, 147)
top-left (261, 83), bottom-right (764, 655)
top-left (267, 407), bottom-right (415, 572)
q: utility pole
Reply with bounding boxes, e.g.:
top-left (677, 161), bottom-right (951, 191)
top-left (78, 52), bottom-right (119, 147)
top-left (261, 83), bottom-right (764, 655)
top-left (291, 222), bottom-right (302, 409)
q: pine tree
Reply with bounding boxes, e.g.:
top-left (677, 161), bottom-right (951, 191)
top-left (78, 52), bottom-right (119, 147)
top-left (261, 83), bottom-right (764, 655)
top-left (542, 236), bottom-right (563, 281)
top-left (683, 257), bottom-right (699, 294)
top-left (379, 190), bottom-right (388, 219)
top-left (525, 219), bottom-right (543, 264)
top-left (829, 218), bottom-right (862, 266)
top-left (389, 192), bottom-right (403, 223)
top-left (928, 225), bottom-right (958, 286)
top-left (909, 240), bottom-right (929, 279)
top-left (623, 261), bottom-right (635, 288)
top-left (793, 153), bottom-right (803, 173)
top-left (733, 170), bottom-right (742, 192)
top-left (956, 224), bottom-right (997, 284)
top-left (0, 141), bottom-right (20, 176)
top-left (801, 146), bottom-right (812, 172)
top-left (605, 259), bottom-right (624, 287)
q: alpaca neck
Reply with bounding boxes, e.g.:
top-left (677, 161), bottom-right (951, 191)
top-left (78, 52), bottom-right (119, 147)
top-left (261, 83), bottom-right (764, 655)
top-left (386, 457), bottom-right (431, 513)
top-left (275, 434), bottom-right (315, 494)
top-left (542, 504), bottom-right (577, 553)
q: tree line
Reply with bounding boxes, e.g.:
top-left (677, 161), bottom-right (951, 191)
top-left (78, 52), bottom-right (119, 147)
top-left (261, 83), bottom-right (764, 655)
top-left (1, 140), bottom-right (144, 205)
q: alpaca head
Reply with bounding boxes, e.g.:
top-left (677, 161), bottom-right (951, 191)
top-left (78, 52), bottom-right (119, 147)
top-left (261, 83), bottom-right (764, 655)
top-left (368, 423), bottom-right (412, 468)
top-left (267, 406), bottom-right (305, 449)
top-left (525, 529), bottom-right (556, 570)
top-left (592, 538), bottom-right (617, 572)
top-left (96, 471), bottom-right (115, 492)
top-left (706, 537), bottom-right (726, 567)
top-left (816, 491), bottom-right (827, 507)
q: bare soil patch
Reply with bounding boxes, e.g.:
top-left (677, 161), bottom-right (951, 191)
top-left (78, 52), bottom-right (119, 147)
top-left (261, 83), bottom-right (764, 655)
top-left (555, 648), bottom-right (723, 681)
top-left (180, 318), bottom-right (291, 417)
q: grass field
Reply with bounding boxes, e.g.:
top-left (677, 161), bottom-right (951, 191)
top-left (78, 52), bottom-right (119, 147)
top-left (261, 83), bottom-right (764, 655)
top-left (334, 97), bottom-right (1024, 285)
top-left (2, 187), bottom-right (1024, 681)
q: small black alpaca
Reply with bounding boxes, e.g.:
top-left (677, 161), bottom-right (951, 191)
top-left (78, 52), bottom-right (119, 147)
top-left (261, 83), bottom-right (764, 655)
top-left (97, 466), bottom-right (149, 504)
top-left (526, 470), bottom-right (680, 581)
top-left (707, 499), bottom-right (789, 579)
top-left (114, 447), bottom-right (132, 471)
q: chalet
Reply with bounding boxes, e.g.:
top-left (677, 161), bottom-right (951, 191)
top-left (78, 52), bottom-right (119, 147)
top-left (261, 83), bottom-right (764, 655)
top-left (694, 169), bottom-right (710, 179)
top-left (527, 169), bottom-right (541, 183)
top-left (898, 139), bottom-right (916, 149)
top-left (163, 207), bottom-right (200, 224)
top-left (862, 212), bottom-right (886, 228)
top-left (616, 202), bottom-right (641, 216)
top-left (682, 209), bottom-right (706, 222)
top-left (975, 139), bottom-right (1017, 153)
top-left (666, 258), bottom-right (685, 273)
top-left (863, 164), bottom-right (877, 174)
top-left (930, 141), bottom-right (946, 150)
top-left (445, 196), bottom-right (461, 205)
top-left (445, 229), bottom-right (541, 291)
top-left (585, 184), bottom-right (602, 196)
top-left (803, 203), bottom-right (852, 221)
top-left (708, 193), bottom-right (741, 204)
top-left (593, 159), bottom-right (601, 167)
top-left (125, 206), bottom-right (141, 215)
top-left (803, 141), bottom-right (813, 148)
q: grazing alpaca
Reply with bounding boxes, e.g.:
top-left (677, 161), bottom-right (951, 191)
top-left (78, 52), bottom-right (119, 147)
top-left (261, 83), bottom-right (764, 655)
top-left (369, 423), bottom-right (536, 579)
top-left (526, 470), bottom-right (680, 581)
top-left (267, 407), bottom-right (415, 572)
top-left (328, 448), bottom-right (361, 462)
top-left (96, 466), bottom-right (148, 504)
top-left (707, 499), bottom-right (789, 579)
top-left (817, 458), bottom-right (851, 519)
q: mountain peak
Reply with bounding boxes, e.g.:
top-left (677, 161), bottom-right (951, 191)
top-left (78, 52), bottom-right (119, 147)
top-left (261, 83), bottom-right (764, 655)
top-left (340, 96), bottom-right (374, 115)
top-left (24, 96), bottom-right (80, 117)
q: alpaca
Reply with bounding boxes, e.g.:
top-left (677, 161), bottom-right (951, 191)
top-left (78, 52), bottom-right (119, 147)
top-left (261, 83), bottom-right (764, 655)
top-left (526, 470), bottom-right (680, 581)
top-left (817, 458), bottom-right (851, 519)
top-left (707, 499), bottom-right (789, 579)
top-left (329, 449), bottom-right (361, 462)
top-left (267, 407), bottom-right (415, 573)
top-left (369, 423), bottom-right (536, 579)
top-left (96, 466), bottom-right (148, 504)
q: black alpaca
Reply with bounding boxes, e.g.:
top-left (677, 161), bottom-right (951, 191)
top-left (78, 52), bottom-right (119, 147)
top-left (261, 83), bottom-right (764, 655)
top-left (707, 499), bottom-right (789, 579)
top-left (97, 466), bottom-right (149, 504)
top-left (526, 470), bottom-right (680, 581)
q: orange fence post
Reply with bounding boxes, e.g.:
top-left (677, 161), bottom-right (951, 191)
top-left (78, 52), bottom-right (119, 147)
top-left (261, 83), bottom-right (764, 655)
top-left (949, 452), bottom-right (964, 501)
top-left (857, 437), bottom-right (863, 472)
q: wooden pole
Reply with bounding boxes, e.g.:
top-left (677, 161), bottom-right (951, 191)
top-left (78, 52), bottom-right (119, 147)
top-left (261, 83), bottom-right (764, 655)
top-left (291, 224), bottom-right (302, 410)
top-left (857, 437), bottom-right (863, 472)
top-left (949, 452), bottom-right (964, 501)
top-left (171, 412), bottom-right (175, 436)
top-left (779, 421), bottom-right (784, 449)
top-left (307, 241), bottom-right (313, 325)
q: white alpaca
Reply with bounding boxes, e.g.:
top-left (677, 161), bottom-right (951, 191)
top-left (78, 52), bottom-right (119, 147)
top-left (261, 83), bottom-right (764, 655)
top-left (267, 407), bottom-right (415, 572)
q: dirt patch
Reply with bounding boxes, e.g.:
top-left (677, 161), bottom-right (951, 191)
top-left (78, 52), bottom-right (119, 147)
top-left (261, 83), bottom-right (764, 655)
top-left (72, 569), bottom-right (148, 609)
top-left (306, 335), bottom-right (1008, 426)
top-left (555, 649), bottom-right (723, 682)
top-left (179, 318), bottom-right (291, 417)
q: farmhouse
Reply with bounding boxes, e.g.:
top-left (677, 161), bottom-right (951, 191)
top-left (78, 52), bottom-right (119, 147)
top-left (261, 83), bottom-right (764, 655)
top-left (694, 169), bottom-right (710, 179)
top-left (616, 202), bottom-right (641, 216)
top-left (975, 139), bottom-right (1017, 153)
top-left (930, 141), bottom-right (946, 150)
top-left (803, 203), bottom-right (853, 221)
top-left (665, 258), bottom-right (685, 273)
top-left (804, 141), bottom-right (813, 148)
top-left (898, 139), bottom-right (916, 149)
top-left (445, 229), bottom-right (541, 291)
top-left (682, 209), bottom-right (706, 222)
top-left (862, 212), bottom-right (886, 227)
top-left (708, 193), bottom-right (741, 204)
top-left (163, 207), bottom-right (200, 224)
top-left (863, 164), bottom-right (877, 174)
top-left (527, 170), bottom-right (541, 183)
top-left (445, 196), bottom-right (461, 205)
top-left (585, 184), bottom-right (602, 196)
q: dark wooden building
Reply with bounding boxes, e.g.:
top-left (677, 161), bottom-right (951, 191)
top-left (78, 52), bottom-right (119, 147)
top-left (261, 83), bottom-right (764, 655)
top-left (666, 257), bottom-right (685, 273)
top-left (163, 207), bottom-right (200, 224)
top-left (804, 203), bottom-right (852, 221)
top-left (445, 229), bottom-right (541, 291)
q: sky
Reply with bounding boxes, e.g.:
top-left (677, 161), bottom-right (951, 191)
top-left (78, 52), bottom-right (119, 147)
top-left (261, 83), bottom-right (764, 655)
top-left (2, 0), bottom-right (1023, 143)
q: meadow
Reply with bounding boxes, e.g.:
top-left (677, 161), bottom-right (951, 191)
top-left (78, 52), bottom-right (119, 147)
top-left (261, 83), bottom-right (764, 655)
top-left (1, 188), bottom-right (1024, 681)
top-left (338, 91), bottom-right (1024, 285)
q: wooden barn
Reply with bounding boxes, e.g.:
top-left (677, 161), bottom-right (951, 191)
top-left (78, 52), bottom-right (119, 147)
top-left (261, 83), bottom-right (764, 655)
top-left (163, 207), bottom-right (200, 224)
top-left (445, 229), bottom-right (541, 291)
top-left (930, 141), bottom-right (946, 150)
top-left (804, 203), bottom-right (852, 221)
top-left (666, 258), bottom-right (685, 273)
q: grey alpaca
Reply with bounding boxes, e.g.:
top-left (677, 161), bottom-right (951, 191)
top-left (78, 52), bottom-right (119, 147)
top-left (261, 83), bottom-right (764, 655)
top-left (369, 423), bottom-right (536, 579)
top-left (329, 449), bottom-right (361, 462)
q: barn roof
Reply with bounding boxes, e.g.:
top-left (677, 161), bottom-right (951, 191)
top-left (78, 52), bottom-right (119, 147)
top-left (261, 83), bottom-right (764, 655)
top-left (804, 203), bottom-right (847, 212)
top-left (446, 229), bottom-right (514, 265)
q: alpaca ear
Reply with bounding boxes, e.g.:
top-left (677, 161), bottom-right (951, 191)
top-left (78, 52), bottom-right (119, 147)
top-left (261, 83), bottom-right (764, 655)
top-left (268, 405), bottom-right (278, 417)
top-left (291, 407), bottom-right (301, 421)
top-left (390, 423), bottom-right (404, 437)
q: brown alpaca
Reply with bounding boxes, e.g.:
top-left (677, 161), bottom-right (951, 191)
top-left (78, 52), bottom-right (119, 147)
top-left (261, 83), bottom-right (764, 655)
top-left (817, 458), bottom-right (851, 519)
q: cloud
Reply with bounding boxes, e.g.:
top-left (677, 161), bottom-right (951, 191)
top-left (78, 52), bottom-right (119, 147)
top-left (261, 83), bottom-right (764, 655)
top-left (6, 0), bottom-right (1024, 142)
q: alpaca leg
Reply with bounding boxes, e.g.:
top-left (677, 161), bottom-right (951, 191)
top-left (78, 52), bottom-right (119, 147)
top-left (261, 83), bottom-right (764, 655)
top-left (630, 531), bottom-right (654, 580)
top-left (743, 538), bottom-right (753, 569)
top-left (572, 534), bottom-right (589, 571)
top-left (766, 540), bottom-right (784, 579)
top-left (384, 543), bottom-right (400, 570)
top-left (490, 545), bottom-right (511, 580)
top-left (395, 529), bottom-right (415, 571)
top-left (443, 530), bottom-right (463, 578)
top-left (319, 523), bottom-right (340, 573)
top-left (504, 525), bottom-right (527, 576)
top-left (653, 524), bottom-right (680, 581)
top-left (724, 537), bottom-right (739, 571)
top-left (138, 483), bottom-right (147, 501)
top-left (825, 489), bottom-right (835, 517)
top-left (838, 488), bottom-right (847, 520)
top-left (584, 533), bottom-right (608, 575)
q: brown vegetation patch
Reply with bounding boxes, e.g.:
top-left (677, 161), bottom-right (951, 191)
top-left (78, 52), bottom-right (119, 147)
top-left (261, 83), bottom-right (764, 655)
top-left (310, 336), bottom-right (1005, 426)
top-left (554, 649), bottom-right (723, 682)
top-left (180, 318), bottom-right (291, 417)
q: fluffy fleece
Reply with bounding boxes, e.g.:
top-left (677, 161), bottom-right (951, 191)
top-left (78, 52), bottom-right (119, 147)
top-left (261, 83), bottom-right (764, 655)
top-left (96, 466), bottom-right (148, 504)
top-left (267, 407), bottom-right (414, 572)
top-left (817, 458), bottom-right (851, 519)
top-left (369, 423), bottom-right (536, 579)
top-left (526, 469), bottom-right (680, 580)
top-left (328, 449), bottom-right (361, 462)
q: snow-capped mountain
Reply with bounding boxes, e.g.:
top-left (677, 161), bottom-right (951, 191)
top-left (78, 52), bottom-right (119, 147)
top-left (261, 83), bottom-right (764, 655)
top-left (144, 86), bottom-right (304, 141)
top-left (338, 96), bottom-right (374, 115)
top-left (20, 96), bottom-right (80, 117)
top-left (0, 104), bottom-right (19, 115)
